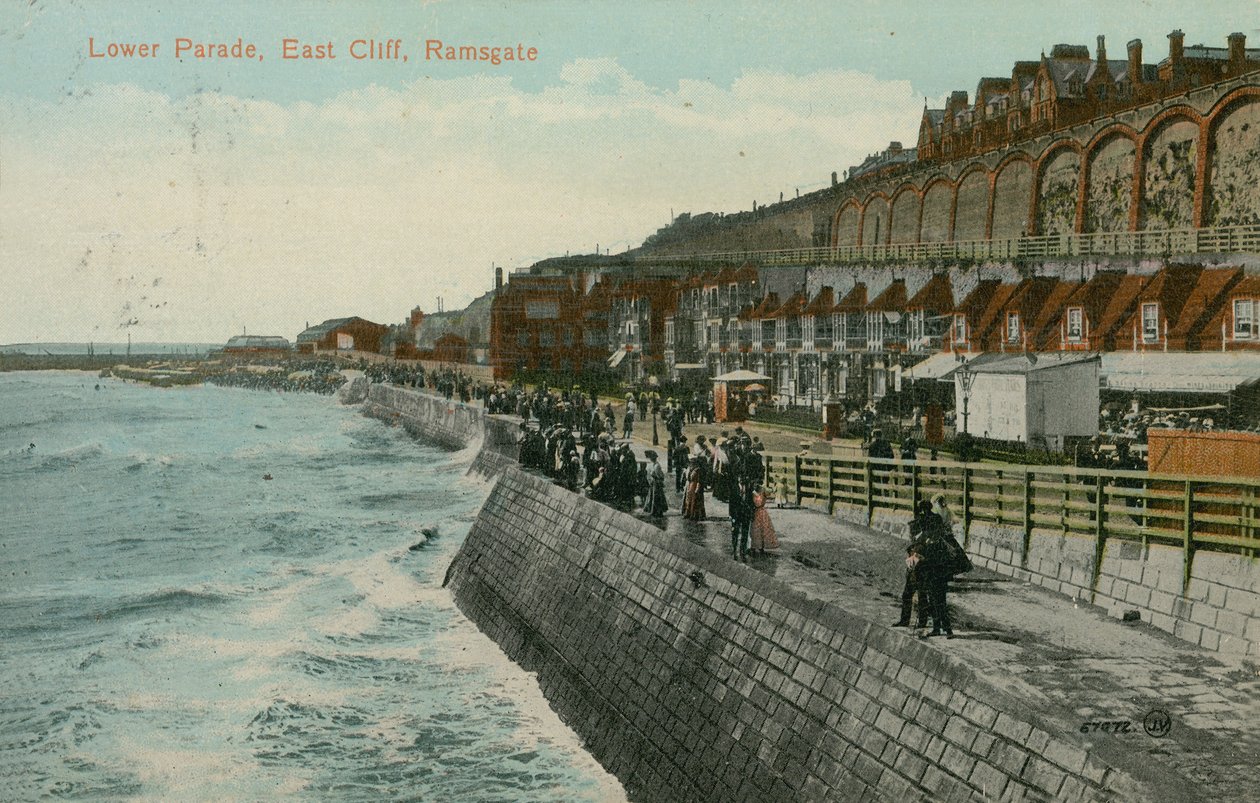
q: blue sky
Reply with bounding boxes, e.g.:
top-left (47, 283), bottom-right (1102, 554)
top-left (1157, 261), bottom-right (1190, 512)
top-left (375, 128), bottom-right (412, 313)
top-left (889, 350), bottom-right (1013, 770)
top-left (2, 0), bottom-right (1257, 342)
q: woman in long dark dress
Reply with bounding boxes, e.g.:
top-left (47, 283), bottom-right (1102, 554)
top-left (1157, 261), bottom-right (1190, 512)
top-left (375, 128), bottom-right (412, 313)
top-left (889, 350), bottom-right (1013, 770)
top-left (643, 450), bottom-right (668, 517)
top-left (682, 456), bottom-right (707, 521)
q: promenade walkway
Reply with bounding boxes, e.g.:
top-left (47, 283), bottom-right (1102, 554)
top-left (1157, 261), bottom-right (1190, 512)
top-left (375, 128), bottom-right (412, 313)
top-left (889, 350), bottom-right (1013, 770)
top-left (602, 432), bottom-right (1260, 801)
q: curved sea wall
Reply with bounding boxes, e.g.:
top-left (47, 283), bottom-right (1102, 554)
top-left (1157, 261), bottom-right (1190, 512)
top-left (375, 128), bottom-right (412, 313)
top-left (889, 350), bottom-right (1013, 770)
top-left (362, 385), bottom-right (1162, 800)
top-left (444, 469), bottom-right (1159, 802)
top-left (362, 383), bottom-right (518, 478)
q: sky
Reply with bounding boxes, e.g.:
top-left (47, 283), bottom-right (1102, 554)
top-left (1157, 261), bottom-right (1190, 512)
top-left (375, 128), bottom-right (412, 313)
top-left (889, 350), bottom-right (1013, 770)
top-left (1, 0), bottom-right (1257, 344)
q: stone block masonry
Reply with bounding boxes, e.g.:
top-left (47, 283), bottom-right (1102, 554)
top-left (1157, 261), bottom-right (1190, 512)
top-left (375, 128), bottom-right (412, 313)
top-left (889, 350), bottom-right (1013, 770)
top-left (362, 383), bottom-right (518, 479)
top-left (445, 468), bottom-right (1156, 802)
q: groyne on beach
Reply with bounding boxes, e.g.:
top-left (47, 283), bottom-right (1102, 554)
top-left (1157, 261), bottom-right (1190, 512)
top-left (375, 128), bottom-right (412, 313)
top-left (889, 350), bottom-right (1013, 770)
top-left (362, 383), bottom-right (1224, 801)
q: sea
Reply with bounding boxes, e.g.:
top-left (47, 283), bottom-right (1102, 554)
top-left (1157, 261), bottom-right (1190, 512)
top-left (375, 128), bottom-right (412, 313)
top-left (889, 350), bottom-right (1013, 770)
top-left (0, 372), bottom-right (624, 802)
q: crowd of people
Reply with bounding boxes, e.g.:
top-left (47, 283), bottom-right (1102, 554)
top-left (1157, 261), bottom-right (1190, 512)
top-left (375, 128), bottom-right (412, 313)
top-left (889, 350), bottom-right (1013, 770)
top-left (512, 394), bottom-right (780, 561)
top-left (204, 359), bottom-right (349, 394)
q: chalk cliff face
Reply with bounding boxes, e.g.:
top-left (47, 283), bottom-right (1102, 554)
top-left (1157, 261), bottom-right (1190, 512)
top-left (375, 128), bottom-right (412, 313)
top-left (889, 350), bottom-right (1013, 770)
top-left (1037, 149), bottom-right (1081, 236)
top-left (1207, 98), bottom-right (1260, 227)
top-left (1141, 120), bottom-right (1198, 231)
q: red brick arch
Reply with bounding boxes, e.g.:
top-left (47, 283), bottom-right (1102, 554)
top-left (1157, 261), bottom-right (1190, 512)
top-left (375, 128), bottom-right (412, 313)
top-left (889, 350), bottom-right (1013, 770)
top-left (990, 152), bottom-right (1035, 239)
top-left (858, 191), bottom-right (892, 247)
top-left (918, 175), bottom-right (956, 244)
top-left (1202, 87), bottom-right (1260, 227)
top-left (1032, 139), bottom-right (1085, 235)
top-left (951, 163), bottom-right (992, 242)
top-left (831, 199), bottom-right (862, 248)
top-left (1081, 124), bottom-right (1140, 233)
top-left (1204, 85), bottom-right (1260, 127)
top-left (1137, 106), bottom-right (1205, 230)
top-left (888, 182), bottom-right (924, 245)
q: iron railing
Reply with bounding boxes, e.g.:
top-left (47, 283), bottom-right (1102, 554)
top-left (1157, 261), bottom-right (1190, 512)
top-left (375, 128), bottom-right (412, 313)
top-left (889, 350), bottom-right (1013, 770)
top-left (763, 452), bottom-right (1260, 594)
top-left (637, 224), bottom-right (1260, 267)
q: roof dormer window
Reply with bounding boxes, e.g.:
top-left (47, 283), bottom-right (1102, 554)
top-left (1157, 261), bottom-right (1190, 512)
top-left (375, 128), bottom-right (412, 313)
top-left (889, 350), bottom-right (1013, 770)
top-left (1141, 303), bottom-right (1160, 343)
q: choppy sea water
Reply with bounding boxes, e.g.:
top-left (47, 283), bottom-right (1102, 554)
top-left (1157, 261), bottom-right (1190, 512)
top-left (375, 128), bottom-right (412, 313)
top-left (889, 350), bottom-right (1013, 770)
top-left (0, 372), bottom-right (623, 801)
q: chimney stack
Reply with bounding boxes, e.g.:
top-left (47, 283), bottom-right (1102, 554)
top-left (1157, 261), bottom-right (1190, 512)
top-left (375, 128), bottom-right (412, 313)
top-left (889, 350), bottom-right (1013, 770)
top-left (495, 266), bottom-right (503, 292)
top-left (1096, 35), bottom-right (1107, 63)
top-left (831, 171), bottom-right (838, 186)
top-left (1229, 32), bottom-right (1247, 73)
top-left (1127, 38), bottom-right (1144, 87)
top-left (1168, 29), bottom-right (1184, 65)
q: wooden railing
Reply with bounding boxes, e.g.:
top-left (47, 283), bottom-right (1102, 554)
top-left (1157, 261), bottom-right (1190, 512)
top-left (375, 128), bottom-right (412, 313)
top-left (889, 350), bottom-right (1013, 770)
top-left (763, 452), bottom-right (1260, 592)
top-left (637, 224), bottom-right (1260, 268)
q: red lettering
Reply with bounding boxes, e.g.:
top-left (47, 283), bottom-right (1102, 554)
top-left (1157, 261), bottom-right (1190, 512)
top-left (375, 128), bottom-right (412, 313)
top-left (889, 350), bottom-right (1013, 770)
top-left (426, 39), bottom-right (442, 60)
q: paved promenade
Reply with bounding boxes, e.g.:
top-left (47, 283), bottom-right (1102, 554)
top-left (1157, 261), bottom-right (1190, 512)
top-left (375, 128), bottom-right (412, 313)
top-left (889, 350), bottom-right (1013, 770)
top-left (599, 432), bottom-right (1260, 801)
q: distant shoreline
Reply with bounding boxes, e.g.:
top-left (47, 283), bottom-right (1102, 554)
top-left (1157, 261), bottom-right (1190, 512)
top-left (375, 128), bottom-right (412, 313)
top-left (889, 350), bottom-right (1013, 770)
top-left (0, 353), bottom-right (210, 373)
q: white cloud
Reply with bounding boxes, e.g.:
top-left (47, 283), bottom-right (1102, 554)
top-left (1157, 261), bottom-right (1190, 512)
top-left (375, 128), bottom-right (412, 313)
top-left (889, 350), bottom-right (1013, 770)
top-left (0, 61), bottom-right (923, 342)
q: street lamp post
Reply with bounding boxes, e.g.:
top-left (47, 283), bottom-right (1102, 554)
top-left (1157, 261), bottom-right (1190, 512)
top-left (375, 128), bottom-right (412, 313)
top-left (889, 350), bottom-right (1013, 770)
top-left (957, 364), bottom-right (976, 448)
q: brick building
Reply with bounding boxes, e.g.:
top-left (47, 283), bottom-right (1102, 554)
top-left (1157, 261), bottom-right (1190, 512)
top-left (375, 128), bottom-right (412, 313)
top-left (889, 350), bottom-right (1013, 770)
top-left (295, 317), bottom-right (388, 354)
top-left (488, 272), bottom-right (596, 380)
top-left (918, 31), bottom-right (1260, 164)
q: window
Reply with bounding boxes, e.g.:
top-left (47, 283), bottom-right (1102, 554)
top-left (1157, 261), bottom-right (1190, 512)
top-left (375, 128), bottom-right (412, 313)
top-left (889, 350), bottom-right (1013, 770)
top-left (1141, 303), bottom-right (1160, 343)
top-left (1235, 299), bottom-right (1256, 340)
top-left (539, 330), bottom-right (555, 347)
top-left (1006, 312), bottom-right (1021, 343)
top-left (953, 314), bottom-right (968, 344)
top-left (1066, 308), bottom-right (1083, 342)
top-left (525, 301), bottom-right (558, 320)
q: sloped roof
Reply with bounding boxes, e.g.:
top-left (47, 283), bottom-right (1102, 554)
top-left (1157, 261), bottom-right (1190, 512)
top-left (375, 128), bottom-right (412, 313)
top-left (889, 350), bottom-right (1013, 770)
top-left (954, 279), bottom-right (1002, 318)
top-left (1092, 273), bottom-right (1152, 341)
top-left (971, 281), bottom-right (1021, 342)
top-left (1101, 351), bottom-right (1260, 392)
top-left (833, 283), bottom-right (868, 313)
top-left (771, 291), bottom-right (808, 318)
top-left (803, 286), bottom-right (835, 315)
top-left (1135, 265), bottom-right (1203, 324)
top-left (868, 279), bottom-right (909, 312)
top-left (907, 273), bottom-right (954, 312)
top-left (297, 317), bottom-right (383, 343)
top-left (970, 351), bottom-right (1100, 375)
top-left (1202, 274), bottom-right (1260, 343)
top-left (1028, 279), bottom-right (1083, 348)
top-left (1168, 267), bottom-right (1243, 340)
top-left (746, 292), bottom-right (781, 320)
top-left (224, 335), bottom-right (290, 349)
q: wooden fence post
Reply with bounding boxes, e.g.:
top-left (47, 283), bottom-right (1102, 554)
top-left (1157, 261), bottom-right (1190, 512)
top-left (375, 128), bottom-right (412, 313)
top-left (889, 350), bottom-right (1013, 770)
top-left (962, 465), bottom-right (972, 548)
top-left (826, 456), bottom-right (835, 516)
top-left (1182, 480), bottom-right (1195, 594)
top-left (1021, 469), bottom-right (1032, 569)
top-left (865, 459), bottom-right (875, 525)
top-left (911, 461), bottom-right (920, 514)
top-left (795, 454), bottom-right (804, 507)
top-left (1091, 472), bottom-right (1106, 603)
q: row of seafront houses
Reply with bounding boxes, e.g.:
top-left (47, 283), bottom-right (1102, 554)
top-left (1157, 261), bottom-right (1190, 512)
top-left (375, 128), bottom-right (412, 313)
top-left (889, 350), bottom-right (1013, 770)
top-left (492, 260), bottom-right (1260, 400)
top-left (212, 260), bottom-right (1260, 452)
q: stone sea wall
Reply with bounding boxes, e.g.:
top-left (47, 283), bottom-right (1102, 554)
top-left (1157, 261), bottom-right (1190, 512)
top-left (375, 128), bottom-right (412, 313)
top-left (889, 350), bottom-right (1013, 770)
top-left (362, 383), bottom-right (519, 478)
top-left (444, 469), bottom-right (1155, 802)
